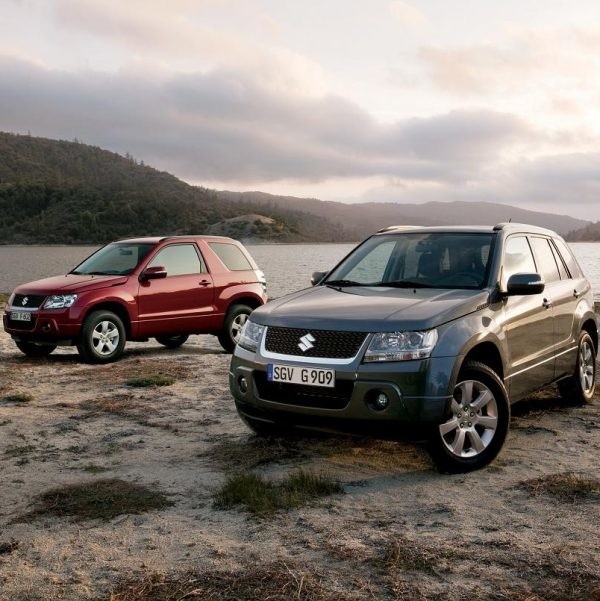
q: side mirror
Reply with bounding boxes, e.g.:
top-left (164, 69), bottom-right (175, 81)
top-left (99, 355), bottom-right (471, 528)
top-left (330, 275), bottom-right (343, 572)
top-left (141, 265), bottom-right (167, 281)
top-left (311, 271), bottom-right (327, 286)
top-left (506, 273), bottom-right (545, 296)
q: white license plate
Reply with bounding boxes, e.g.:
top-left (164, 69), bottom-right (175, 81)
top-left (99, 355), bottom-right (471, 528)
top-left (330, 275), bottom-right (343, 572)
top-left (11, 311), bottom-right (32, 322)
top-left (267, 364), bottom-right (335, 388)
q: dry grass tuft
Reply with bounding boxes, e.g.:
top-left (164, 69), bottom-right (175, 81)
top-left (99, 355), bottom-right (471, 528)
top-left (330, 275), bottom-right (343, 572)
top-left (18, 478), bottom-right (173, 522)
top-left (213, 469), bottom-right (344, 516)
top-left (377, 536), bottom-right (456, 575)
top-left (1, 392), bottom-right (33, 404)
top-left (104, 563), bottom-right (361, 601)
top-left (80, 395), bottom-right (145, 416)
top-left (0, 539), bottom-right (19, 555)
top-left (520, 472), bottom-right (600, 502)
top-left (125, 374), bottom-right (176, 388)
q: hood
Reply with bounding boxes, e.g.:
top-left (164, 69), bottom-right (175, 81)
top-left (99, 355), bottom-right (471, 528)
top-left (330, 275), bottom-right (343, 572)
top-left (251, 284), bottom-right (490, 331)
top-left (14, 274), bottom-right (129, 295)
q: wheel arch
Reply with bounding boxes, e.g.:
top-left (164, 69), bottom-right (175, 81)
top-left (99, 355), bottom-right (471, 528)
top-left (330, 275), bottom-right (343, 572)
top-left (81, 302), bottom-right (132, 338)
top-left (581, 316), bottom-right (598, 352)
top-left (460, 341), bottom-right (504, 382)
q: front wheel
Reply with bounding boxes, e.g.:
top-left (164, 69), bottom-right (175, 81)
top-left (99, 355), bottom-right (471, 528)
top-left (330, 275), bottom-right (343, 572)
top-left (155, 334), bottom-right (189, 349)
top-left (77, 310), bottom-right (126, 364)
top-left (15, 341), bottom-right (57, 358)
top-left (429, 361), bottom-right (510, 473)
top-left (558, 331), bottom-right (596, 405)
top-left (218, 304), bottom-right (252, 353)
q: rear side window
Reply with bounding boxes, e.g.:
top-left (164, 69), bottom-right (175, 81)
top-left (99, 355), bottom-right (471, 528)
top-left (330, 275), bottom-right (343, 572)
top-left (529, 237), bottom-right (560, 283)
top-left (148, 244), bottom-right (204, 276)
top-left (209, 242), bottom-right (253, 271)
top-left (553, 238), bottom-right (583, 278)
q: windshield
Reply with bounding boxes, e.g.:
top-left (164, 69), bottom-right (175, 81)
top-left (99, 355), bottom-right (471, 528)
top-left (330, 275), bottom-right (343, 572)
top-left (71, 242), bottom-right (156, 276)
top-left (325, 232), bottom-right (493, 290)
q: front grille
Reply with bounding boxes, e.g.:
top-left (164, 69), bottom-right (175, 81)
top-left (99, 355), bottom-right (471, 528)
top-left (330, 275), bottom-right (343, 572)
top-left (254, 372), bottom-right (353, 409)
top-left (8, 316), bottom-right (37, 330)
top-left (265, 327), bottom-right (367, 359)
top-left (13, 294), bottom-right (46, 309)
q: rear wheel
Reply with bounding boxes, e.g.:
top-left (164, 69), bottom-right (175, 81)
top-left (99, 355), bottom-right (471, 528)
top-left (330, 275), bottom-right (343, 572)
top-left (558, 331), bottom-right (596, 405)
top-left (218, 304), bottom-right (252, 352)
top-left (15, 341), bottom-right (57, 358)
top-left (429, 361), bottom-right (510, 473)
top-left (77, 310), bottom-right (125, 364)
top-left (155, 334), bottom-right (189, 349)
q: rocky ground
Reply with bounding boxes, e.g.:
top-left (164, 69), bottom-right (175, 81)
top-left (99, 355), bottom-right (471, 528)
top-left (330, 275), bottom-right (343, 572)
top-left (0, 323), bottom-right (598, 600)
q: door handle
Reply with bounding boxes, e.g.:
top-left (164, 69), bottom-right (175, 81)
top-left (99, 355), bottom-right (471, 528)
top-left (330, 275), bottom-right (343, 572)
top-left (542, 298), bottom-right (552, 309)
top-left (573, 289), bottom-right (581, 298)
top-left (199, 280), bottom-right (210, 287)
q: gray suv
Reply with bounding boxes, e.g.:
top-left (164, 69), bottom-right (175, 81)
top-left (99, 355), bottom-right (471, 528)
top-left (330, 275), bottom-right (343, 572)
top-left (229, 223), bottom-right (598, 472)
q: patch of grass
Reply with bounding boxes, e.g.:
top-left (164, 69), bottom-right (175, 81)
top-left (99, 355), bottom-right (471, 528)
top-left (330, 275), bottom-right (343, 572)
top-left (213, 469), bottom-right (344, 516)
top-left (19, 478), bottom-right (173, 522)
top-left (377, 537), bottom-right (456, 575)
top-left (4, 444), bottom-right (36, 458)
top-left (520, 472), bottom-right (600, 502)
top-left (0, 419), bottom-right (12, 426)
top-left (125, 374), bottom-right (176, 388)
top-left (80, 464), bottom-right (112, 474)
top-left (1, 392), bottom-right (33, 404)
top-left (104, 563), bottom-right (362, 601)
top-left (81, 395), bottom-right (145, 416)
top-left (0, 539), bottom-right (19, 555)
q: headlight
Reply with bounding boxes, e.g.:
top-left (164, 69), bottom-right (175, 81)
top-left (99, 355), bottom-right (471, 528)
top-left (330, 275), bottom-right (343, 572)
top-left (237, 319), bottom-right (265, 352)
top-left (43, 294), bottom-right (78, 309)
top-left (364, 329), bottom-right (438, 362)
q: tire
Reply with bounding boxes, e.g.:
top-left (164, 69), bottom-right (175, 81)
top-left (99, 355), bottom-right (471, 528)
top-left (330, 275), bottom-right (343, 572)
top-left (429, 361), bottom-right (510, 473)
top-left (77, 310), bottom-right (126, 364)
top-left (558, 331), bottom-right (596, 405)
top-left (15, 341), bottom-right (57, 358)
top-left (155, 334), bottom-right (189, 349)
top-left (218, 304), bottom-right (252, 353)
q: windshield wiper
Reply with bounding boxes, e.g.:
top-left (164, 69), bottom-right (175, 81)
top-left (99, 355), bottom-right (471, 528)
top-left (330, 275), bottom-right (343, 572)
top-left (325, 279), bottom-right (374, 288)
top-left (376, 280), bottom-right (435, 288)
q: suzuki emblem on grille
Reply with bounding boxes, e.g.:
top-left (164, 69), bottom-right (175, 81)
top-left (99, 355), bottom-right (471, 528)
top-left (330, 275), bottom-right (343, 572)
top-left (22, 297), bottom-right (28, 306)
top-left (298, 333), bottom-right (316, 352)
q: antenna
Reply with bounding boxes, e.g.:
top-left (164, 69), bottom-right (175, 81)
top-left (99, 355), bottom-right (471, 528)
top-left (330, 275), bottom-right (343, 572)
top-left (508, 217), bottom-right (512, 222)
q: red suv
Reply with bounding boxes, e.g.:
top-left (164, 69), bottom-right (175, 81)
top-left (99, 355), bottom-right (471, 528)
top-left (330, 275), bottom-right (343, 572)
top-left (3, 236), bottom-right (267, 363)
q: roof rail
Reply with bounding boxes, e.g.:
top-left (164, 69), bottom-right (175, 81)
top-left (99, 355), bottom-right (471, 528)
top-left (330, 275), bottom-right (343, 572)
top-left (377, 225), bottom-right (421, 233)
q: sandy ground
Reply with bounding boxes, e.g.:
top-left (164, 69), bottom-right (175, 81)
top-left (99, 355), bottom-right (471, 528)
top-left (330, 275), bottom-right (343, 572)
top-left (0, 320), bottom-right (598, 600)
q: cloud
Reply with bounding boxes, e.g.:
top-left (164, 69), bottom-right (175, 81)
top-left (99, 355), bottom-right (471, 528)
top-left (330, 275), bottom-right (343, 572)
top-left (388, 1), bottom-right (426, 27)
top-left (0, 55), bottom-right (531, 185)
top-left (419, 26), bottom-right (600, 107)
top-left (50, 0), bottom-right (327, 97)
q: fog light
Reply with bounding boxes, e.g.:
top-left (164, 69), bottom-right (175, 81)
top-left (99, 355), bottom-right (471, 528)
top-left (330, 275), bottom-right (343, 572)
top-left (238, 376), bottom-right (248, 394)
top-left (366, 390), bottom-right (390, 412)
top-left (374, 392), bottom-right (389, 409)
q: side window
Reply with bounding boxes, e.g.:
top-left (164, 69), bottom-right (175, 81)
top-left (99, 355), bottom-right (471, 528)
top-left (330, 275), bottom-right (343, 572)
top-left (553, 238), bottom-right (583, 278)
top-left (549, 243), bottom-right (569, 280)
top-left (503, 236), bottom-right (536, 280)
top-left (148, 244), bottom-right (204, 276)
top-left (209, 242), bottom-right (253, 271)
top-left (529, 237), bottom-right (560, 283)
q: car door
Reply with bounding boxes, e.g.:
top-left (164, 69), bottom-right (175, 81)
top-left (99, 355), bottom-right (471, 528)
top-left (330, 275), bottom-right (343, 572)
top-left (502, 235), bottom-right (555, 398)
top-left (137, 243), bottom-right (215, 336)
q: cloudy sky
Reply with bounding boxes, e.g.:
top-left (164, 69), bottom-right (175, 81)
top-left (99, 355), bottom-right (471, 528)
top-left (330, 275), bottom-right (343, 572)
top-left (2, 0), bottom-right (600, 220)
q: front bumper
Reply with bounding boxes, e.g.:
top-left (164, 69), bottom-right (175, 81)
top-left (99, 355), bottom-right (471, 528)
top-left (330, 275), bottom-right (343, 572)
top-left (3, 308), bottom-right (81, 343)
top-left (229, 346), bottom-right (456, 432)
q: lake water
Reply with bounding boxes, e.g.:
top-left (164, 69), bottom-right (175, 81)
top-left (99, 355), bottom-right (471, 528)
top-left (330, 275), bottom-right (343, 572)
top-left (1, 242), bottom-right (599, 300)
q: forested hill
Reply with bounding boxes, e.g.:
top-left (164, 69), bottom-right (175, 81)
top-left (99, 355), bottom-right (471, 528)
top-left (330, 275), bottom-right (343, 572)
top-left (0, 132), bottom-right (356, 244)
top-left (0, 131), bottom-right (591, 244)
